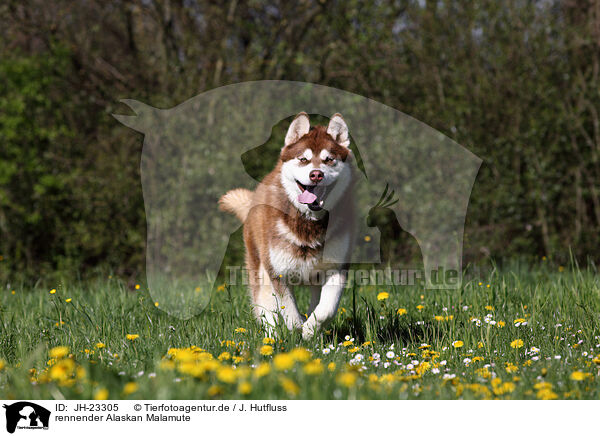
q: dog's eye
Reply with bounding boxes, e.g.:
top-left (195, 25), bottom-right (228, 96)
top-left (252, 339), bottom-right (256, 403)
top-left (298, 157), bottom-right (308, 163)
top-left (324, 156), bottom-right (335, 163)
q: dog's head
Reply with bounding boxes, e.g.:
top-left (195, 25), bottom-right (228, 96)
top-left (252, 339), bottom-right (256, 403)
top-left (280, 113), bottom-right (353, 216)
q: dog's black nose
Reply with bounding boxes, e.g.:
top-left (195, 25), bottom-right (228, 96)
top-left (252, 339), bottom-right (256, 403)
top-left (309, 170), bottom-right (324, 183)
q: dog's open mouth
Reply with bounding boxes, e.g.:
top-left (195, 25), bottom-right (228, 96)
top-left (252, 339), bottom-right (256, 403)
top-left (296, 180), bottom-right (328, 211)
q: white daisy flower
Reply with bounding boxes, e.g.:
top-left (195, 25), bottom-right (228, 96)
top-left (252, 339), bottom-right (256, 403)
top-left (386, 351), bottom-right (395, 359)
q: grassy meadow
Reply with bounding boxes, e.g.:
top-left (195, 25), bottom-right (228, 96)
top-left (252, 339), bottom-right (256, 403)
top-left (1, 261), bottom-right (600, 400)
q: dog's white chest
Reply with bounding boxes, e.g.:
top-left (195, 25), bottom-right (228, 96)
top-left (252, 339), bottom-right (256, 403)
top-left (268, 246), bottom-right (320, 278)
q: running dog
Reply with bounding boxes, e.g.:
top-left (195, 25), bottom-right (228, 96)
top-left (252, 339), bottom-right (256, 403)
top-left (219, 113), bottom-right (355, 339)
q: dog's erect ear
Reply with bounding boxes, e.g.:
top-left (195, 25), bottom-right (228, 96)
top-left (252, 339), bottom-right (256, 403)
top-left (285, 112), bottom-right (310, 146)
top-left (327, 113), bottom-right (350, 147)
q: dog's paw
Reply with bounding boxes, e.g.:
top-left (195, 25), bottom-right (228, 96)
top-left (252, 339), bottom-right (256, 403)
top-left (302, 322), bottom-right (317, 340)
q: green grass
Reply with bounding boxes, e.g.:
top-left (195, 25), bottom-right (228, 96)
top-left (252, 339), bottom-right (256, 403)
top-left (1, 262), bottom-right (600, 400)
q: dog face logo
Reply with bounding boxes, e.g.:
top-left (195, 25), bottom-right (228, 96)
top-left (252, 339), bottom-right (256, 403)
top-left (114, 81), bottom-right (481, 319)
top-left (3, 402), bottom-right (50, 433)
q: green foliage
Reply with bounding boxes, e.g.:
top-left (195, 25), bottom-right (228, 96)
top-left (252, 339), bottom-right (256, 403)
top-left (0, 264), bottom-right (599, 399)
top-left (1, 1), bottom-right (600, 277)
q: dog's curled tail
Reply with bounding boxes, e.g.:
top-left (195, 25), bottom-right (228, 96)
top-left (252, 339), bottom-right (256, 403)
top-left (219, 188), bottom-right (254, 222)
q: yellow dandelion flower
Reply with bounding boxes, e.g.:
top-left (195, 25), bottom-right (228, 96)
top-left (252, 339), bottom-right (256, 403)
top-left (49, 358), bottom-right (75, 382)
top-left (49, 346), bottom-right (70, 359)
top-left (303, 359), bottom-right (324, 375)
top-left (94, 388), bottom-right (109, 400)
top-left (348, 346), bottom-right (359, 353)
top-left (207, 385), bottom-right (223, 396)
top-left (377, 292), bottom-right (389, 301)
top-left (262, 337), bottom-right (275, 345)
top-left (154, 302), bottom-right (159, 307)
top-left (537, 388), bottom-right (557, 400)
top-left (434, 315), bottom-right (444, 321)
top-left (234, 327), bottom-right (247, 334)
top-left (570, 371), bottom-right (592, 381)
top-left (328, 362), bottom-right (336, 372)
top-left (497, 321), bottom-right (506, 328)
top-left (65, 298), bottom-right (72, 303)
top-left (50, 289), bottom-right (56, 294)
top-left (510, 339), bottom-right (524, 349)
top-left (416, 304), bottom-right (425, 311)
top-left (337, 371), bottom-right (357, 387)
top-left (513, 318), bottom-right (526, 325)
top-left (364, 235), bottom-right (371, 242)
top-left (254, 362), bottom-right (271, 378)
top-left (238, 381), bottom-right (252, 395)
top-left (485, 305), bottom-right (494, 311)
top-left (95, 342), bottom-right (105, 349)
top-left (126, 334), bottom-right (139, 341)
top-left (280, 376), bottom-right (300, 395)
top-left (289, 347), bottom-right (311, 362)
top-left (260, 345), bottom-right (274, 356)
top-left (452, 340), bottom-right (464, 348)
top-left (216, 284), bottom-right (226, 292)
top-left (216, 367), bottom-right (237, 384)
top-left (534, 382), bottom-right (552, 390)
top-left (122, 382), bottom-right (138, 396)
top-left (397, 308), bottom-right (407, 316)
top-left (477, 341), bottom-right (484, 349)
top-left (274, 353), bottom-right (294, 370)
top-left (135, 284), bottom-right (140, 290)
top-left (218, 352), bottom-right (231, 361)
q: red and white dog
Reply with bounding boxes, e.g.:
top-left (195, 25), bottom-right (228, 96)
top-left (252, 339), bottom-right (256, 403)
top-left (219, 113), bottom-right (355, 339)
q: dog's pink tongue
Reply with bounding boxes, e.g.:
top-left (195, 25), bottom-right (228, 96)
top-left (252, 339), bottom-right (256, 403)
top-left (298, 190), bottom-right (317, 204)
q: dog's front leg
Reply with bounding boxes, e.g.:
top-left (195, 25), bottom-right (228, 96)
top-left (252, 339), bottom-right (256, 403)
top-left (252, 265), bottom-right (303, 335)
top-left (302, 271), bottom-right (346, 340)
top-left (270, 277), bottom-right (304, 332)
